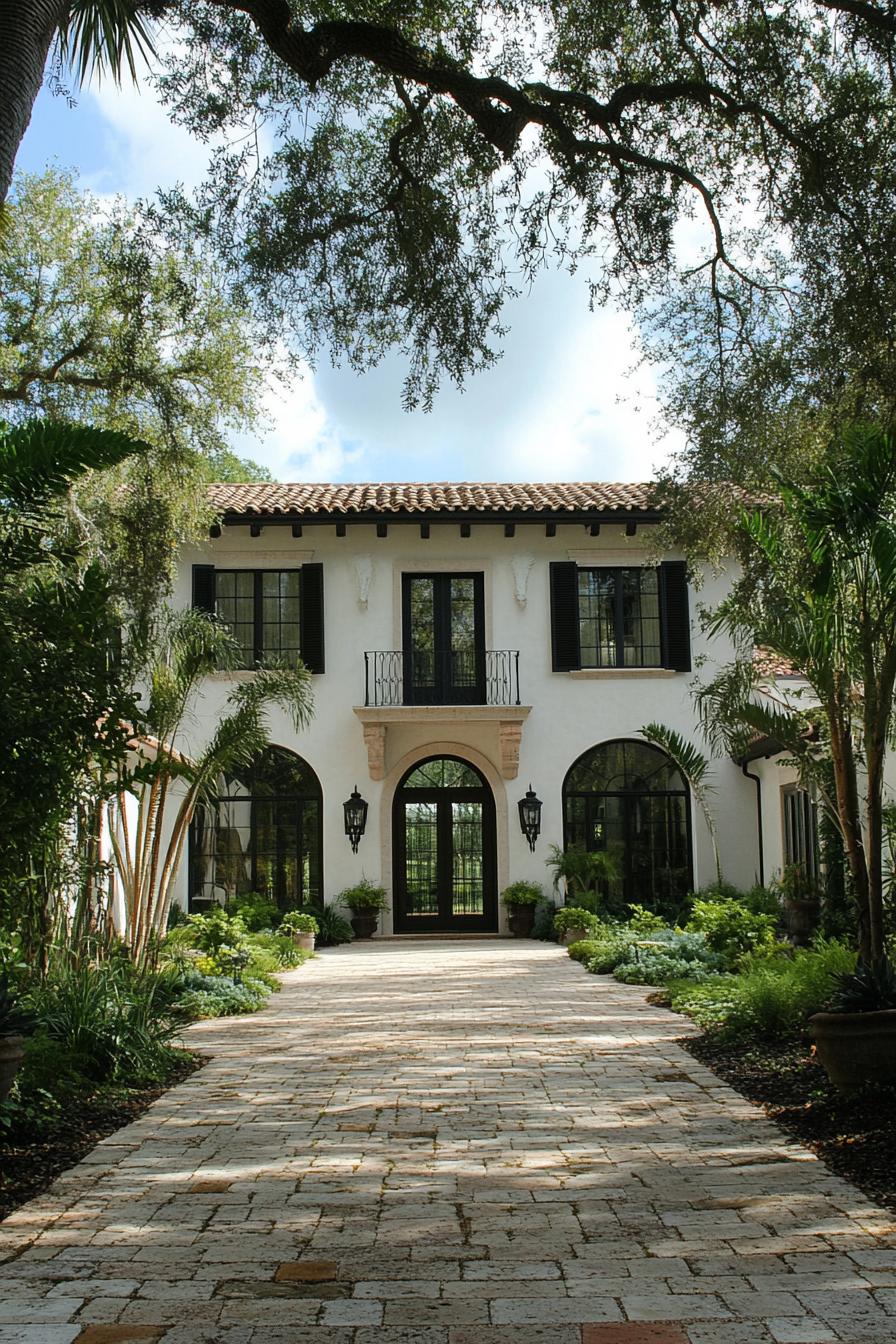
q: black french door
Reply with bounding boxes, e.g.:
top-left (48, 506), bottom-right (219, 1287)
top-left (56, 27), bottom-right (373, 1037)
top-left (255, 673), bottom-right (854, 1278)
top-left (401, 573), bottom-right (485, 704)
top-left (393, 757), bottom-right (498, 933)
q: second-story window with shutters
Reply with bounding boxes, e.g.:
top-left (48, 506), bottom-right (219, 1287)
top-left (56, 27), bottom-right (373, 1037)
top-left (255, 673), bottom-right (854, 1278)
top-left (192, 564), bottom-right (325, 673)
top-left (577, 567), bottom-right (662, 668)
top-left (550, 559), bottom-right (690, 673)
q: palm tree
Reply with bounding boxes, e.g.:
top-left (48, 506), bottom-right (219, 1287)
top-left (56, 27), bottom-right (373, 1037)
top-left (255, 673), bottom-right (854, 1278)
top-left (106, 607), bottom-right (314, 962)
top-left (641, 723), bottom-right (721, 885)
top-left (699, 422), bottom-right (896, 971)
top-left (0, 1), bottom-right (159, 207)
top-left (545, 842), bottom-right (619, 912)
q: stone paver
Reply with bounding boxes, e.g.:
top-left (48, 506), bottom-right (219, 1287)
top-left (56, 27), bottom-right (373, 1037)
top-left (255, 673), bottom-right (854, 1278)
top-left (1, 940), bottom-right (895, 1343)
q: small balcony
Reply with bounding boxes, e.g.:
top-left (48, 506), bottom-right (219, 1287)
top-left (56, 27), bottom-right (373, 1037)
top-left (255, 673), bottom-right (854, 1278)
top-left (364, 649), bottom-right (521, 708)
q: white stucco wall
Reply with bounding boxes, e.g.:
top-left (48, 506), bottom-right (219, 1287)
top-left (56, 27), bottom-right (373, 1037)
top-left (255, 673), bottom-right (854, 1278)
top-left (169, 520), bottom-right (760, 932)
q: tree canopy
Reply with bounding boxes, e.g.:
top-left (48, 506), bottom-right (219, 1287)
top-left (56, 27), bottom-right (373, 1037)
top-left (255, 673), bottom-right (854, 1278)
top-left (6, 3), bottom-right (896, 411)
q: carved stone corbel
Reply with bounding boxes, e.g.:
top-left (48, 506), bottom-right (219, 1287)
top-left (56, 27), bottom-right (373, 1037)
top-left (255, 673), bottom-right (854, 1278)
top-left (362, 722), bottom-right (387, 780)
top-left (498, 720), bottom-right (523, 779)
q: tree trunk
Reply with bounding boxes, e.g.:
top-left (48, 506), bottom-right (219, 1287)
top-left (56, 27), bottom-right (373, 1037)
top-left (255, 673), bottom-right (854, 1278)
top-left (0, 0), bottom-right (68, 207)
top-left (827, 707), bottom-right (873, 959)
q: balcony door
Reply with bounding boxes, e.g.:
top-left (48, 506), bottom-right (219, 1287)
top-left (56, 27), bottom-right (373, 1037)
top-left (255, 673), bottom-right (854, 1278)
top-left (393, 756), bottom-right (498, 933)
top-left (402, 573), bottom-right (485, 704)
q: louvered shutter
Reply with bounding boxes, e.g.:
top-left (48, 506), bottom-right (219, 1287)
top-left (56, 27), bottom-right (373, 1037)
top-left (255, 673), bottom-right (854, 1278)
top-left (192, 564), bottom-right (215, 615)
top-left (549, 562), bottom-right (581, 672)
top-left (660, 561), bottom-right (691, 672)
top-left (300, 563), bottom-right (325, 673)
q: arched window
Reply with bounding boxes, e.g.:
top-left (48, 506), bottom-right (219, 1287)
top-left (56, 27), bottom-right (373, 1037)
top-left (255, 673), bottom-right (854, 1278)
top-left (190, 747), bottom-right (322, 910)
top-left (562, 739), bottom-right (692, 910)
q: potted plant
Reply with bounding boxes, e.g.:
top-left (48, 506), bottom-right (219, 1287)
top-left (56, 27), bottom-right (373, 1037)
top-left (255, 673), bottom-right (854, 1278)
top-left (776, 865), bottom-right (819, 947)
top-left (0, 974), bottom-right (32, 1104)
top-left (279, 910), bottom-right (319, 953)
top-left (338, 879), bottom-right (389, 939)
top-left (810, 960), bottom-right (896, 1092)
top-left (553, 905), bottom-right (599, 946)
top-left (501, 880), bottom-right (543, 937)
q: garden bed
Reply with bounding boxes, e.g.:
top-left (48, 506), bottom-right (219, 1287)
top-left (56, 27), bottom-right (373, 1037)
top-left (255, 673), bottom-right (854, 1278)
top-left (0, 1049), bottom-right (203, 1223)
top-left (682, 1034), bottom-right (896, 1215)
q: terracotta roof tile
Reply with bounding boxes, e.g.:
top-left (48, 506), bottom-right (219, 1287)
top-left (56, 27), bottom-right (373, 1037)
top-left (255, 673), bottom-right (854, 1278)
top-left (207, 481), bottom-right (658, 518)
top-left (753, 647), bottom-right (803, 679)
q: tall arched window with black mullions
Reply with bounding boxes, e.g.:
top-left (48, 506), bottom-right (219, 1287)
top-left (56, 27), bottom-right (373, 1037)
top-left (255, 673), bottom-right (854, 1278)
top-left (189, 747), bottom-right (322, 911)
top-left (562, 739), bottom-right (692, 913)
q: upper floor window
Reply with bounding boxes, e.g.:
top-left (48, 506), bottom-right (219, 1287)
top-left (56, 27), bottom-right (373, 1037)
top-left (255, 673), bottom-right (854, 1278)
top-left (192, 563), bottom-right (325, 672)
top-left (577, 567), bottom-right (662, 668)
top-left (550, 560), bottom-right (691, 673)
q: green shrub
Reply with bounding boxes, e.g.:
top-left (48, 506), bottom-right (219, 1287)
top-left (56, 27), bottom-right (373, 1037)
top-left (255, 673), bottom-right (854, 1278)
top-left (227, 891), bottom-right (280, 931)
top-left (567, 937), bottom-right (605, 964)
top-left (299, 904), bottom-right (354, 946)
top-left (531, 899), bottom-right (559, 941)
top-left (187, 907), bottom-right (248, 957)
top-left (245, 931), bottom-right (306, 971)
top-left (501, 880), bottom-right (544, 906)
top-left (612, 930), bottom-right (725, 985)
top-left (626, 904), bottom-right (668, 934)
top-left (279, 911), bottom-right (318, 936)
top-left (173, 971), bottom-right (270, 1019)
top-left (553, 906), bottom-right (599, 936)
top-left (686, 898), bottom-right (778, 966)
top-left (338, 879), bottom-right (389, 913)
top-left (26, 961), bottom-right (182, 1084)
top-left (669, 939), bottom-right (856, 1039)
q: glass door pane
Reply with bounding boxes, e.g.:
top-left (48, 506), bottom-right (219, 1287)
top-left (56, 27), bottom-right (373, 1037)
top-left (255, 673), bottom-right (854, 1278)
top-left (404, 801), bottom-right (439, 916)
top-left (407, 577), bottom-right (436, 702)
top-left (451, 800), bottom-right (484, 916)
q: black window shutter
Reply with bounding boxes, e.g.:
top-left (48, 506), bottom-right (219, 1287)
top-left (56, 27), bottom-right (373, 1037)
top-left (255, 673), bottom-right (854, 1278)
top-left (192, 564), bottom-right (215, 615)
top-left (549, 562), bottom-right (581, 672)
top-left (660, 561), bottom-right (691, 671)
top-left (300, 564), bottom-right (325, 673)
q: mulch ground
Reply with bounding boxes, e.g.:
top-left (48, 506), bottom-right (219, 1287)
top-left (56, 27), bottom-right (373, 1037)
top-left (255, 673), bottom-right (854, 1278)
top-left (683, 1034), bottom-right (896, 1215)
top-left (0, 1051), bottom-right (204, 1223)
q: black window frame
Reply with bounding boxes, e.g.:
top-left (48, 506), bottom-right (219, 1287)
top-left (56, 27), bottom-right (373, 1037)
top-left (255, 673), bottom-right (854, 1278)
top-left (576, 565), bottom-right (663, 669)
top-left (213, 568), bottom-right (301, 670)
top-left (782, 785), bottom-right (820, 882)
top-left (189, 747), bottom-right (323, 912)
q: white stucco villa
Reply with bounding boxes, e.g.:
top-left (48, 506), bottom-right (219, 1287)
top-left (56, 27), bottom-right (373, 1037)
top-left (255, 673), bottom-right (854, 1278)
top-left (166, 481), bottom-right (818, 934)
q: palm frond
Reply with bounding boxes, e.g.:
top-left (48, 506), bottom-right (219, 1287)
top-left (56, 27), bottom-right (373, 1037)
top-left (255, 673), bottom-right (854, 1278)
top-left (0, 420), bottom-right (147, 511)
top-left (57, 0), bottom-right (158, 86)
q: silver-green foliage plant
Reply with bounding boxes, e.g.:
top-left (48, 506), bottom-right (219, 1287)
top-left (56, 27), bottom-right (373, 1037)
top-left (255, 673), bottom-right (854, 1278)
top-left (669, 941), bottom-right (857, 1040)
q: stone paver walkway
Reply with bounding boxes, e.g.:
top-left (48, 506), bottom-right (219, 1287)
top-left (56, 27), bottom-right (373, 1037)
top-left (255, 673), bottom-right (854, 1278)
top-left (1, 940), bottom-right (895, 1344)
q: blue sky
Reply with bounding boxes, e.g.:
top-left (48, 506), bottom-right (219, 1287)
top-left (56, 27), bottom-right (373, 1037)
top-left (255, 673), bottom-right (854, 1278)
top-left (17, 70), bottom-right (681, 485)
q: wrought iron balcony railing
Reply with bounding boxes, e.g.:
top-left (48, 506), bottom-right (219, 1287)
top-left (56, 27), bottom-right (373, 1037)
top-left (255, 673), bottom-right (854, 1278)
top-left (364, 649), bottom-right (521, 708)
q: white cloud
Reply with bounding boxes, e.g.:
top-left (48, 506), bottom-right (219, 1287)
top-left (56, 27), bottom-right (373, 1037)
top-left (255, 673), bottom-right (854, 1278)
top-left (238, 366), bottom-right (364, 482)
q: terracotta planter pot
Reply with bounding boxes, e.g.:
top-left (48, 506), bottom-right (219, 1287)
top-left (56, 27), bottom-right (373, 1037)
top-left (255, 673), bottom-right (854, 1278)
top-left (293, 933), bottom-right (316, 953)
top-left (507, 903), bottom-right (536, 937)
top-left (0, 1034), bottom-right (24, 1104)
top-left (350, 913), bottom-right (378, 939)
top-left (809, 1008), bottom-right (896, 1091)
top-left (562, 927), bottom-right (590, 946)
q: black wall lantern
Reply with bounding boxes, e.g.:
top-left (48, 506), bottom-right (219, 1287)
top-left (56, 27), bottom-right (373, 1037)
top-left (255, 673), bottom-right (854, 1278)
top-left (518, 784), bottom-right (542, 852)
top-left (343, 786), bottom-right (368, 853)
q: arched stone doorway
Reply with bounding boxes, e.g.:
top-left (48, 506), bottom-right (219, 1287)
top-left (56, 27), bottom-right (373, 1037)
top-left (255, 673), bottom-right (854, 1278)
top-left (392, 755), bottom-right (498, 933)
top-left (562, 738), bottom-right (692, 912)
